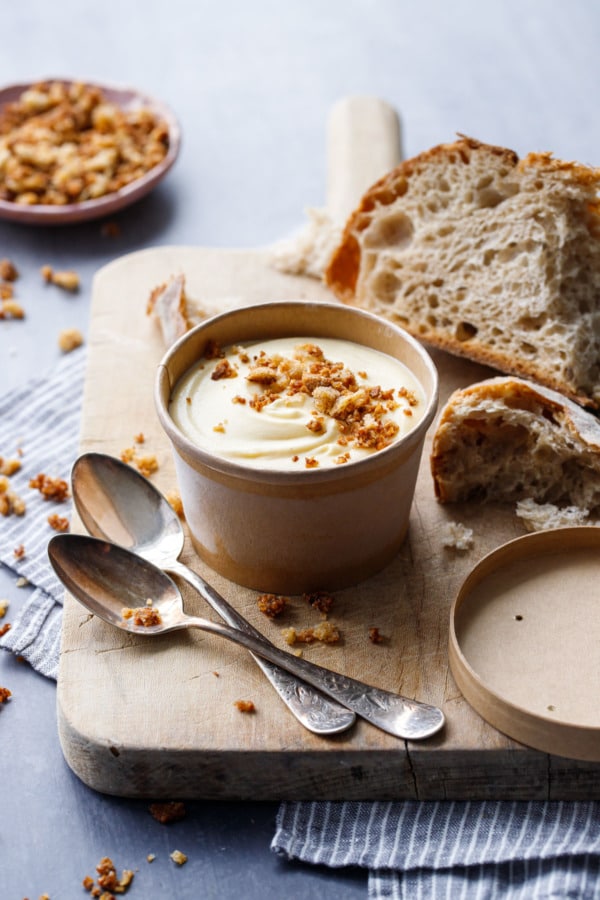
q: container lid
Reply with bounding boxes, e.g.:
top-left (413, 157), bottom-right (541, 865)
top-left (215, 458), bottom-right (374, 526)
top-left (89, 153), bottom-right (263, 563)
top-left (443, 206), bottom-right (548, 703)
top-left (449, 527), bottom-right (600, 762)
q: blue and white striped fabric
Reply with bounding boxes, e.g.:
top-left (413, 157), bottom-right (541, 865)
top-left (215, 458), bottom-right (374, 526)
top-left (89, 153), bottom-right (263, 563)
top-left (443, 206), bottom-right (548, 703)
top-left (272, 801), bottom-right (600, 899)
top-left (0, 348), bottom-right (84, 678)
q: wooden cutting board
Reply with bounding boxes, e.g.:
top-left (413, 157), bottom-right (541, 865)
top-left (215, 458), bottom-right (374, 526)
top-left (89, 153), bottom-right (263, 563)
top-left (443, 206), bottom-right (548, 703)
top-left (57, 98), bottom-right (600, 800)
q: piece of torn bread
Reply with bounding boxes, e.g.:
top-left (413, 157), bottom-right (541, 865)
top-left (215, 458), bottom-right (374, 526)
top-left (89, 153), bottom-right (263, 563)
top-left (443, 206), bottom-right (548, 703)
top-left (325, 135), bottom-right (600, 408)
top-left (430, 376), bottom-right (600, 514)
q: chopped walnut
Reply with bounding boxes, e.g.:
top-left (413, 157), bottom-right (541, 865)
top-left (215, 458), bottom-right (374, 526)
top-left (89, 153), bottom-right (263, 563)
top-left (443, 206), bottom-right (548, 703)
top-left (0, 623), bottom-right (11, 638)
top-left (13, 543), bottom-right (25, 559)
top-left (0, 81), bottom-right (169, 207)
top-left (0, 259), bottom-right (18, 281)
top-left (257, 593), bottom-right (288, 618)
top-left (0, 299), bottom-right (25, 319)
top-left (149, 801), bottom-right (186, 824)
top-left (234, 699), bottom-right (256, 713)
top-left (29, 472), bottom-right (69, 502)
top-left (136, 455), bottom-right (158, 478)
top-left (41, 264), bottom-right (80, 291)
top-left (166, 491), bottom-right (184, 518)
top-left (0, 686), bottom-right (11, 703)
top-left (58, 327), bottom-right (84, 352)
top-left (48, 512), bottom-right (70, 532)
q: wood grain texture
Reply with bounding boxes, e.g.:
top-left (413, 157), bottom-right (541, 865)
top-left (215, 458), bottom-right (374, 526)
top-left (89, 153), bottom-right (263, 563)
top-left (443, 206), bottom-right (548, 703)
top-left (56, 245), bottom-right (600, 799)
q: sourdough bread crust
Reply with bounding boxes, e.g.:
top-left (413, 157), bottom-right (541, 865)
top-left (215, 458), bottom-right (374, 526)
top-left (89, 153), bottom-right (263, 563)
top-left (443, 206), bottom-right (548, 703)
top-left (325, 137), bottom-right (600, 408)
top-left (430, 376), bottom-right (600, 509)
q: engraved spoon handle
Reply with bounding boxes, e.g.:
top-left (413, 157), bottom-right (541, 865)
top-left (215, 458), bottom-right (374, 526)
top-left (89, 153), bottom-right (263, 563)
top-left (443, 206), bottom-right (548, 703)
top-left (168, 560), bottom-right (356, 736)
top-left (184, 606), bottom-right (445, 741)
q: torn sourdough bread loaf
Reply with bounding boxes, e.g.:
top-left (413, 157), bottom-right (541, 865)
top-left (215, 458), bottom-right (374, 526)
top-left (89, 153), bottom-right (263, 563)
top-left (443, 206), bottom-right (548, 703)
top-left (325, 136), bottom-right (600, 409)
top-left (430, 377), bottom-right (600, 528)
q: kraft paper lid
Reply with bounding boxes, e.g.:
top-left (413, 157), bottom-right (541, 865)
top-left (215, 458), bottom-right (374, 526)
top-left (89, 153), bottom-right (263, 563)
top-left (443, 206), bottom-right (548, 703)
top-left (449, 527), bottom-right (600, 762)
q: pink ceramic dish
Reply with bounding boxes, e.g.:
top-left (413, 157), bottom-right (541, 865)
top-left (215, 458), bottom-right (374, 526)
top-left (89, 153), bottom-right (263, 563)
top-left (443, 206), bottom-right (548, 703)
top-left (155, 301), bottom-right (439, 594)
top-left (0, 79), bottom-right (181, 225)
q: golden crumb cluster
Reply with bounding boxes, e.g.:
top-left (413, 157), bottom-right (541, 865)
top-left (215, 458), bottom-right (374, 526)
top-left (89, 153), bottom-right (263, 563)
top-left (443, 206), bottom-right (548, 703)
top-left (0, 81), bottom-right (169, 207)
top-left (83, 856), bottom-right (134, 896)
top-left (212, 341), bottom-right (418, 459)
top-left (122, 601), bottom-right (162, 627)
top-left (282, 621), bottom-right (341, 646)
top-left (29, 472), bottom-right (69, 502)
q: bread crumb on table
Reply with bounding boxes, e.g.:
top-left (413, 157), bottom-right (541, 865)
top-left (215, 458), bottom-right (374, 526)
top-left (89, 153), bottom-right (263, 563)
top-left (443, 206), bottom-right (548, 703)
top-left (28, 472), bottom-right (69, 502)
top-left (303, 590), bottom-right (334, 616)
top-left (169, 849), bottom-right (188, 866)
top-left (83, 856), bottom-right (134, 895)
top-left (368, 627), bottom-right (386, 644)
top-left (257, 593), bottom-right (288, 618)
top-left (234, 699), bottom-right (256, 713)
top-left (0, 599), bottom-right (8, 618)
top-left (48, 513), bottom-right (70, 532)
top-left (0, 686), bottom-right (11, 703)
top-left (282, 621), bottom-right (341, 645)
top-left (441, 521), bottom-right (474, 551)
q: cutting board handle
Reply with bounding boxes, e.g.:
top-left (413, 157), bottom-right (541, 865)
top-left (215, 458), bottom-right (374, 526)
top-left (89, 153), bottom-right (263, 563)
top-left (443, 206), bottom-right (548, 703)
top-left (326, 95), bottom-right (403, 223)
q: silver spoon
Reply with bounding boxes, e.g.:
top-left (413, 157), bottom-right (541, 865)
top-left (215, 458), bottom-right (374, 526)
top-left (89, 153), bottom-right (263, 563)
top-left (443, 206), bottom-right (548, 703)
top-left (70, 451), bottom-right (354, 736)
top-left (48, 534), bottom-right (445, 742)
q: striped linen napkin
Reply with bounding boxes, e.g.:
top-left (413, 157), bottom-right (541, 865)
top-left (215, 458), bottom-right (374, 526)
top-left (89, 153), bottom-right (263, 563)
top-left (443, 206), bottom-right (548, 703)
top-left (0, 347), bottom-right (85, 678)
top-left (3, 350), bottom-right (600, 899)
top-left (272, 800), bottom-right (600, 899)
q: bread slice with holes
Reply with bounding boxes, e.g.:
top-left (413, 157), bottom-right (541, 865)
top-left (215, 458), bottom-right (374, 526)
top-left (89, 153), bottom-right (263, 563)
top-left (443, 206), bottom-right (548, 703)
top-left (325, 136), bottom-right (600, 408)
top-left (430, 376), bottom-right (600, 514)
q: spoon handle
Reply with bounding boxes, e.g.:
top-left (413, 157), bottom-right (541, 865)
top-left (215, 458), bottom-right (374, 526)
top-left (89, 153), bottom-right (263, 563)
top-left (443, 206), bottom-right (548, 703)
top-left (168, 560), bottom-right (356, 736)
top-left (186, 612), bottom-right (445, 741)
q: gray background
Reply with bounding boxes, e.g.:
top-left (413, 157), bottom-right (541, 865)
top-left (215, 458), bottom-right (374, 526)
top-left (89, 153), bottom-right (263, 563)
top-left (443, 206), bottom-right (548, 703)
top-left (1, 1), bottom-right (599, 897)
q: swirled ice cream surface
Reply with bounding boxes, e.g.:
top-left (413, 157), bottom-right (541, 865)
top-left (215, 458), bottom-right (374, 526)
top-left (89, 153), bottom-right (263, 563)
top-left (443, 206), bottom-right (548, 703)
top-left (169, 336), bottom-right (426, 470)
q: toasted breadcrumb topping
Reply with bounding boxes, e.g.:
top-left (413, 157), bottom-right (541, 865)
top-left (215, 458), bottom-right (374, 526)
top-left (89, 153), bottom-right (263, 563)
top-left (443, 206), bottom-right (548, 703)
top-left (169, 849), bottom-right (188, 866)
top-left (303, 591), bottom-right (334, 616)
top-left (368, 627), bottom-right (385, 644)
top-left (48, 512), bottom-right (70, 532)
top-left (122, 604), bottom-right (162, 627)
top-left (257, 593), bottom-right (288, 618)
top-left (234, 699), bottom-right (256, 713)
top-left (83, 856), bottom-right (134, 895)
top-left (29, 472), bottom-right (69, 502)
top-left (282, 621), bottom-right (340, 645)
top-left (222, 341), bottom-right (416, 461)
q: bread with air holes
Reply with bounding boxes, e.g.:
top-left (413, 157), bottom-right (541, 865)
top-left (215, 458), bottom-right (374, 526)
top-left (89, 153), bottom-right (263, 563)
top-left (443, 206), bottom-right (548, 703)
top-left (325, 136), bottom-right (600, 408)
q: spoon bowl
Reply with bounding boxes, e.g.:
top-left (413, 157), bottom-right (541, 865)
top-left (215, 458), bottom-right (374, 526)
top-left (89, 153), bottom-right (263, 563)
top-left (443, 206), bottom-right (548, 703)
top-left (71, 451), bottom-right (356, 735)
top-left (48, 533), bottom-right (445, 741)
